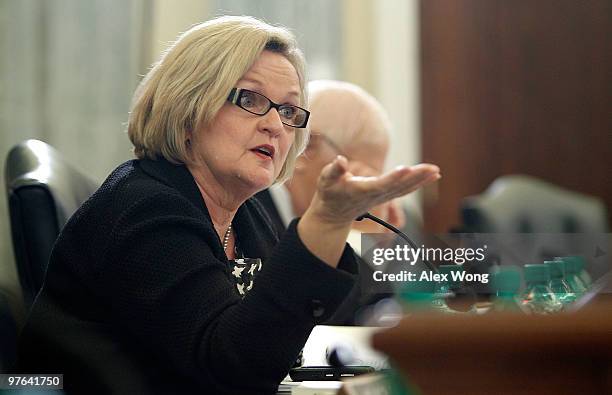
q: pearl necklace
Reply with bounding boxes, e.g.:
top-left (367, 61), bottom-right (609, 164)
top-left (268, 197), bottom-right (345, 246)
top-left (223, 224), bottom-right (232, 252)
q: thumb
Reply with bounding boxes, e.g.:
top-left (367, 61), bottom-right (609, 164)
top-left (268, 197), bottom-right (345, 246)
top-left (321, 155), bottom-right (349, 183)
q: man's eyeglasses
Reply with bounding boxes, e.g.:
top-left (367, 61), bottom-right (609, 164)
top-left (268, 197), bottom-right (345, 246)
top-left (306, 133), bottom-right (349, 160)
top-left (227, 88), bottom-right (310, 128)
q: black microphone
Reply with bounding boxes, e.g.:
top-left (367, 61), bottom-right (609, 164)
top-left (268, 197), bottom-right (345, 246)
top-left (355, 212), bottom-right (438, 273)
top-left (325, 344), bottom-right (354, 368)
top-left (355, 213), bottom-right (487, 312)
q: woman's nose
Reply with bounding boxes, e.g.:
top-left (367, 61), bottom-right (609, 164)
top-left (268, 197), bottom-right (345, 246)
top-left (260, 108), bottom-right (285, 137)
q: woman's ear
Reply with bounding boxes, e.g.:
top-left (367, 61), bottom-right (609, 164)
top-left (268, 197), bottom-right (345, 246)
top-left (185, 128), bottom-right (193, 148)
top-left (183, 129), bottom-right (196, 165)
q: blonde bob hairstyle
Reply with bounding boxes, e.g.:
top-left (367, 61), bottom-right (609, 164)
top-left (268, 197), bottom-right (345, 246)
top-left (128, 15), bottom-right (309, 184)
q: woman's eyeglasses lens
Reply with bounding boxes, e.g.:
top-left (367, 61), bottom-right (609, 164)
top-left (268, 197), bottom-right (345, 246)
top-left (229, 88), bottom-right (309, 128)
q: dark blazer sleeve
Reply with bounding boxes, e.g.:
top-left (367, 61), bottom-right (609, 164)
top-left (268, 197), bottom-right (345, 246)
top-left (95, 190), bottom-right (357, 393)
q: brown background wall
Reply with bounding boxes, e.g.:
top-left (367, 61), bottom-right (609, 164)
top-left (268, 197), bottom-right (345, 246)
top-left (420, 0), bottom-right (612, 232)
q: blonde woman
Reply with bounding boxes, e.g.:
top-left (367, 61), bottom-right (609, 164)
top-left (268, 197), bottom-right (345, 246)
top-left (17, 16), bottom-right (439, 394)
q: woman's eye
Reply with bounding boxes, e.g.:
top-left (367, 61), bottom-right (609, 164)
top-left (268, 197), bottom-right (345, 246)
top-left (240, 94), bottom-right (256, 108)
top-left (279, 106), bottom-right (296, 119)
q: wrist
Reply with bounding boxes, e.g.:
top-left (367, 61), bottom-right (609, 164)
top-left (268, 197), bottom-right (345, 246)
top-left (297, 209), bottom-right (352, 268)
top-left (301, 203), bottom-right (352, 231)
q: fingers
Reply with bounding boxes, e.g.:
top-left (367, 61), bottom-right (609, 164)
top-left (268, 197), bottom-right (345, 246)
top-left (350, 164), bottom-right (440, 207)
top-left (410, 163), bottom-right (441, 174)
top-left (313, 160), bottom-right (441, 224)
top-left (389, 171), bottom-right (441, 199)
top-left (363, 163), bottom-right (440, 196)
top-left (381, 173), bottom-right (439, 205)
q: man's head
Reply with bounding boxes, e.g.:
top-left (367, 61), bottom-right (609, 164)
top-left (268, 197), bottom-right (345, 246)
top-left (287, 80), bottom-right (392, 216)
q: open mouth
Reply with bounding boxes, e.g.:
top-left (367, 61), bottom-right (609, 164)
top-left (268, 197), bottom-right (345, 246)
top-left (251, 145), bottom-right (275, 160)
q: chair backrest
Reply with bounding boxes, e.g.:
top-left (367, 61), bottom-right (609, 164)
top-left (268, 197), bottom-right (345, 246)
top-left (0, 290), bottom-right (17, 372)
top-left (461, 175), bottom-right (609, 233)
top-left (5, 139), bottom-right (99, 309)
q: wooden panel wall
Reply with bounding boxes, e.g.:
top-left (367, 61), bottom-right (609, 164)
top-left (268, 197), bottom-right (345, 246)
top-left (420, 0), bottom-right (612, 232)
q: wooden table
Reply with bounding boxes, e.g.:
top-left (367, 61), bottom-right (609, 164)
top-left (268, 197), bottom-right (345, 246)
top-left (371, 300), bottom-right (612, 395)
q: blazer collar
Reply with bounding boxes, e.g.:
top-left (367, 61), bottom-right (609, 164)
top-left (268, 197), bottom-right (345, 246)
top-left (138, 157), bottom-right (206, 215)
top-left (137, 157), bottom-right (274, 261)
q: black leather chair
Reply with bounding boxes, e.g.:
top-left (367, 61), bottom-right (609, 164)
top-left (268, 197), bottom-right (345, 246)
top-left (461, 175), bottom-right (609, 233)
top-left (455, 175), bottom-right (610, 293)
top-left (0, 290), bottom-right (17, 372)
top-left (5, 139), bottom-right (99, 310)
top-left (458, 175), bottom-right (610, 295)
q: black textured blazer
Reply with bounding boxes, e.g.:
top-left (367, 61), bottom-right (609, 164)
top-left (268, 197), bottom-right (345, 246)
top-left (17, 158), bottom-right (358, 394)
top-left (253, 189), bottom-right (286, 237)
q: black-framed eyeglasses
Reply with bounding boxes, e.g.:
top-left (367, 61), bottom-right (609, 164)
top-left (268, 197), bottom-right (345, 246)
top-left (227, 88), bottom-right (310, 128)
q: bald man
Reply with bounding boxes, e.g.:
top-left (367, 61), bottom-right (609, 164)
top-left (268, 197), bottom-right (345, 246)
top-left (256, 80), bottom-right (405, 252)
top-left (255, 80), bottom-right (413, 325)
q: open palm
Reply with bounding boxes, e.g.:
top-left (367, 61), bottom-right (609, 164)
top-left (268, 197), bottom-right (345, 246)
top-left (310, 156), bottom-right (440, 225)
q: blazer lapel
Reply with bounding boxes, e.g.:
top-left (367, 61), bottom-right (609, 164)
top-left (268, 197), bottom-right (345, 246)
top-left (138, 158), bottom-right (278, 262)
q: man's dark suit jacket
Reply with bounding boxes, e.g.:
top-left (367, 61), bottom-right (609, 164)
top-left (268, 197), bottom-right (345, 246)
top-left (254, 189), bottom-right (286, 237)
top-left (17, 158), bottom-right (358, 394)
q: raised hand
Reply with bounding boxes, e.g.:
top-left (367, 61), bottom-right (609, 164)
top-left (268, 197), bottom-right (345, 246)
top-left (309, 156), bottom-right (440, 226)
top-left (345, 160), bottom-right (407, 232)
top-left (298, 156), bottom-right (440, 267)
